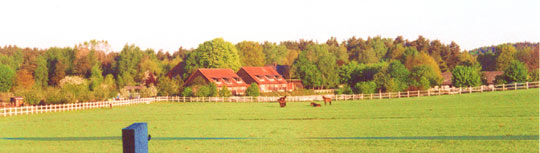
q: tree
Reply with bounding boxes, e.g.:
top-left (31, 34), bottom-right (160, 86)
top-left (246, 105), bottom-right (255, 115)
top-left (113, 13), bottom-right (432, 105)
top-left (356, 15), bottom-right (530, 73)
top-left (0, 64), bottom-right (15, 92)
top-left (184, 38), bottom-right (242, 76)
top-left (451, 65), bottom-right (482, 87)
top-left (15, 69), bottom-right (35, 89)
top-left (157, 76), bottom-right (179, 96)
top-left (236, 41), bottom-right (265, 66)
top-left (246, 83), bottom-right (260, 96)
top-left (89, 64), bottom-right (103, 91)
top-left (116, 44), bottom-right (144, 82)
top-left (292, 56), bottom-right (322, 89)
top-left (503, 60), bottom-right (528, 83)
top-left (262, 42), bottom-right (288, 65)
top-left (49, 59), bottom-right (66, 86)
top-left (218, 86), bottom-right (231, 97)
top-left (495, 44), bottom-right (517, 71)
top-left (410, 65), bottom-right (442, 90)
top-left (515, 46), bottom-right (539, 71)
top-left (33, 55), bottom-right (48, 88)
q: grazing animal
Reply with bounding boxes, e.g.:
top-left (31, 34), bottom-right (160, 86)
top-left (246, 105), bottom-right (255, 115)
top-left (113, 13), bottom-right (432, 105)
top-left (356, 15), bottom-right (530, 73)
top-left (278, 96), bottom-right (287, 107)
top-left (322, 96), bottom-right (332, 105)
top-left (310, 102), bottom-right (321, 107)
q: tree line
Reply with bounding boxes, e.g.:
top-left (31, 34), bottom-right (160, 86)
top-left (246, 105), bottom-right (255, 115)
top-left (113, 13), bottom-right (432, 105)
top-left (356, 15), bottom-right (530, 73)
top-left (0, 37), bottom-right (538, 104)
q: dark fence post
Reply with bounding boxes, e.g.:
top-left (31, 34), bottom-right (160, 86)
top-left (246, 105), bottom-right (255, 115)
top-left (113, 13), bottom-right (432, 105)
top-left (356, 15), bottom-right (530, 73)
top-left (122, 122), bottom-right (149, 153)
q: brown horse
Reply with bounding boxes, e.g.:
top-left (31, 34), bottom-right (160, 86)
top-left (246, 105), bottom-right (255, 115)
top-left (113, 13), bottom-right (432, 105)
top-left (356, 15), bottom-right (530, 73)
top-left (310, 102), bottom-right (321, 107)
top-left (278, 96), bottom-right (287, 107)
top-left (322, 96), bottom-right (332, 105)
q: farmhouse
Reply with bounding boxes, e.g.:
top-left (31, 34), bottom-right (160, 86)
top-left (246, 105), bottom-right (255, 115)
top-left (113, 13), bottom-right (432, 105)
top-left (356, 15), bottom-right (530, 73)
top-left (237, 66), bottom-right (289, 92)
top-left (270, 64), bottom-right (303, 91)
top-left (184, 68), bottom-right (248, 95)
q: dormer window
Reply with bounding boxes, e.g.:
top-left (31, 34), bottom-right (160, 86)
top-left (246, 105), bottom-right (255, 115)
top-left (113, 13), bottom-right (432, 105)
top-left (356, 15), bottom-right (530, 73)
top-left (275, 75), bottom-right (283, 80)
top-left (256, 75), bottom-right (264, 81)
top-left (223, 78), bottom-right (232, 84)
top-left (266, 75), bottom-right (275, 81)
top-left (212, 78), bottom-right (221, 84)
top-left (233, 77), bottom-right (242, 83)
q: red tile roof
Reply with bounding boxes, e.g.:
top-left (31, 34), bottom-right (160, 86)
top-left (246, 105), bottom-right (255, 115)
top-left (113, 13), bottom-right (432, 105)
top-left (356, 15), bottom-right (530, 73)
top-left (238, 66), bottom-right (287, 84)
top-left (185, 69), bottom-right (248, 87)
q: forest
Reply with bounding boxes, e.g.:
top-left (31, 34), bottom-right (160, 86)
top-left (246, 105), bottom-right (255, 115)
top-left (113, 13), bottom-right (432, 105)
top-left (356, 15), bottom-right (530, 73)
top-left (0, 36), bottom-right (538, 104)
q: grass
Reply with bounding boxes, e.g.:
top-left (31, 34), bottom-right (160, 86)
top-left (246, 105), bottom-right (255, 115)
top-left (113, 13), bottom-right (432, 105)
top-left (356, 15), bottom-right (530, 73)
top-left (0, 89), bottom-right (538, 152)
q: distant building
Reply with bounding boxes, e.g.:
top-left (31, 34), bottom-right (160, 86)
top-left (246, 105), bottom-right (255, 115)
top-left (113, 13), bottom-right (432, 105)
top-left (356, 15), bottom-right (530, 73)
top-left (237, 66), bottom-right (289, 92)
top-left (184, 69), bottom-right (248, 95)
top-left (268, 64), bottom-right (303, 91)
top-left (440, 71), bottom-right (504, 88)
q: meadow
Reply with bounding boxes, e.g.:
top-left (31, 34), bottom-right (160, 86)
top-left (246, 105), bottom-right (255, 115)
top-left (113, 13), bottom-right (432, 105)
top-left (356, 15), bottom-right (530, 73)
top-left (0, 89), bottom-right (538, 152)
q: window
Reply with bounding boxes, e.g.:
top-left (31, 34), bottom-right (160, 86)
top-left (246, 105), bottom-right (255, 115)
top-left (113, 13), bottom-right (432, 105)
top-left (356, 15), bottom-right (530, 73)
top-left (266, 75), bottom-right (275, 81)
top-left (212, 78), bottom-right (221, 84)
top-left (223, 78), bottom-right (232, 84)
top-left (233, 77), bottom-right (242, 83)
top-left (256, 75), bottom-right (264, 81)
top-left (275, 75), bottom-right (283, 80)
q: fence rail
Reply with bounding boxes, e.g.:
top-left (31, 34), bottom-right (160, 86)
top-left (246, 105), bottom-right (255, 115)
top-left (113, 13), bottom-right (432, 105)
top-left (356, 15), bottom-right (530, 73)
top-left (1, 98), bottom-right (155, 117)
top-left (1, 82), bottom-right (538, 117)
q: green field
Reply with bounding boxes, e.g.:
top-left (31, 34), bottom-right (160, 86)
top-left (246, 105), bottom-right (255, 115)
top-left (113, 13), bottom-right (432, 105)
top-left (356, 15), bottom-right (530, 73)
top-left (0, 89), bottom-right (538, 152)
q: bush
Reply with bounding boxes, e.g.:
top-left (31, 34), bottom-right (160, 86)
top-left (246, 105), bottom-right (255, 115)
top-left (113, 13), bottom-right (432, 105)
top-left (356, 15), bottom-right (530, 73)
top-left (529, 69), bottom-right (539, 82)
top-left (503, 60), bottom-right (528, 83)
top-left (195, 85), bottom-right (210, 97)
top-left (246, 83), bottom-right (260, 96)
top-left (354, 81), bottom-right (376, 94)
top-left (14, 89), bottom-right (42, 105)
top-left (141, 85), bottom-right (158, 97)
top-left (182, 87), bottom-right (193, 97)
top-left (335, 85), bottom-right (353, 94)
top-left (208, 83), bottom-right (217, 97)
top-left (218, 86), bottom-right (231, 97)
top-left (451, 65), bottom-right (482, 87)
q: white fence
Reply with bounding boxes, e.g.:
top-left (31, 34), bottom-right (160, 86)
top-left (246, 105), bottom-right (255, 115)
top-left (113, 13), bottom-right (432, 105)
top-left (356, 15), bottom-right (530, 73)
top-left (1, 98), bottom-right (155, 117)
top-left (1, 82), bottom-right (538, 117)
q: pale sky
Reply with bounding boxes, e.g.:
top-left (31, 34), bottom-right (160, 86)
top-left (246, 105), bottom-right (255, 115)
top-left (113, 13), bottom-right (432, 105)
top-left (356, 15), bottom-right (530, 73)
top-left (0, 0), bottom-right (538, 52)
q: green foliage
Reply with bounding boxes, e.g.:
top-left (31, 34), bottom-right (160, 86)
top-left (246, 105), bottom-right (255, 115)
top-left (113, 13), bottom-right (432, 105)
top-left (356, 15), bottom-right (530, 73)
top-left (140, 85), bottom-right (158, 97)
top-left (292, 56), bottom-right (322, 89)
top-left (195, 85), bottom-right (210, 97)
top-left (157, 76), bottom-right (179, 96)
top-left (14, 89), bottom-right (42, 105)
top-left (246, 83), bottom-right (260, 96)
top-left (529, 69), bottom-right (539, 82)
top-left (89, 64), bottom-right (103, 91)
top-left (184, 38), bottom-right (242, 77)
top-left (338, 61), bottom-right (360, 84)
top-left (503, 60), bottom-right (528, 83)
top-left (236, 41), bottom-right (265, 66)
top-left (477, 52), bottom-right (497, 71)
top-left (495, 44), bottom-right (517, 71)
top-left (451, 65), bottom-right (482, 87)
top-left (0, 64), bottom-right (15, 92)
top-left (208, 83), bottom-right (217, 97)
top-left (33, 55), bottom-right (49, 88)
top-left (116, 44), bottom-right (144, 83)
top-left (410, 65), bottom-right (442, 90)
top-left (262, 42), bottom-right (288, 65)
top-left (182, 87), bottom-right (193, 97)
top-left (218, 86), bottom-right (232, 97)
top-left (335, 85), bottom-right (353, 94)
top-left (354, 81), bottom-right (376, 94)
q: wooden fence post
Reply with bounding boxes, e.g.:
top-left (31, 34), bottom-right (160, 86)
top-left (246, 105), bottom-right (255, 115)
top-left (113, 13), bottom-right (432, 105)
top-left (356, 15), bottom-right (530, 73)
top-left (407, 91), bottom-right (410, 98)
top-left (469, 87), bottom-right (472, 94)
top-left (418, 90), bottom-right (420, 97)
top-left (502, 84), bottom-right (505, 91)
top-left (480, 86), bottom-right (483, 93)
top-left (514, 83), bottom-right (517, 90)
top-left (526, 82), bottom-right (529, 89)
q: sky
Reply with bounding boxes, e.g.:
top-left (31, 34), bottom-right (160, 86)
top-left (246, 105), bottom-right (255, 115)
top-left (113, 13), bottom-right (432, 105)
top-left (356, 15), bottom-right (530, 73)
top-left (0, 0), bottom-right (538, 52)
